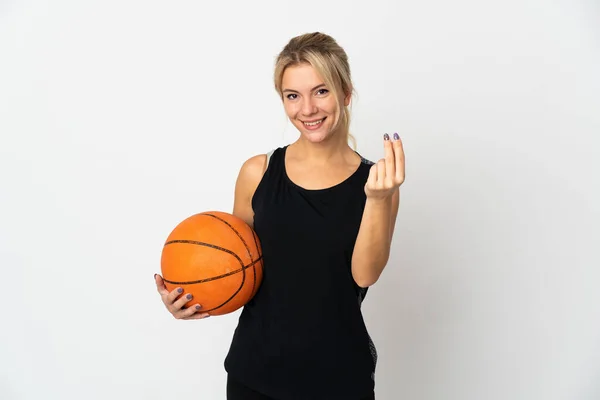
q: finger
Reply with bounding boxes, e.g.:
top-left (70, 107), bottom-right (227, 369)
top-left (171, 292), bottom-right (193, 313)
top-left (177, 303), bottom-right (204, 319)
top-left (376, 159), bottom-right (386, 186)
top-left (181, 304), bottom-right (211, 320)
top-left (392, 134), bottom-right (405, 182)
top-left (182, 311), bottom-right (211, 320)
top-left (154, 274), bottom-right (169, 296)
top-left (165, 286), bottom-right (184, 306)
top-left (383, 133), bottom-right (395, 179)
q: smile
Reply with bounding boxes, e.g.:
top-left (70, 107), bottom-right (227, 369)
top-left (302, 117), bottom-right (326, 128)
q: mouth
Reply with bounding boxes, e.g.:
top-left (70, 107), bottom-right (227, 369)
top-left (301, 117), bottom-right (326, 130)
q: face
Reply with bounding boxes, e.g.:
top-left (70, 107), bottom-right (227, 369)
top-left (281, 63), bottom-right (350, 143)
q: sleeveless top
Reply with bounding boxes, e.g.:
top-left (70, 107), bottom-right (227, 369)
top-left (224, 145), bottom-right (378, 400)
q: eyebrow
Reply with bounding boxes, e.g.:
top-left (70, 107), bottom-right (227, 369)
top-left (282, 83), bottom-right (326, 93)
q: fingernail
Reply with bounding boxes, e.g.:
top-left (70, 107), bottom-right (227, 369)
top-left (177, 288), bottom-right (183, 293)
top-left (383, 133), bottom-right (390, 141)
top-left (153, 274), bottom-right (157, 279)
top-left (393, 132), bottom-right (399, 140)
top-left (186, 294), bottom-right (192, 300)
top-left (195, 305), bottom-right (201, 310)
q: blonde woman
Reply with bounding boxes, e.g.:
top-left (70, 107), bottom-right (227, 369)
top-left (155, 32), bottom-right (405, 400)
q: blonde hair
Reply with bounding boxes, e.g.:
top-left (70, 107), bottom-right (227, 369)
top-left (274, 32), bottom-right (357, 149)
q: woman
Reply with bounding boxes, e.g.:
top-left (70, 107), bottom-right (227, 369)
top-left (154, 32), bottom-right (404, 399)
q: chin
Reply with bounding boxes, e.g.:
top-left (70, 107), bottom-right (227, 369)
top-left (298, 131), bottom-right (331, 144)
top-left (295, 123), bottom-right (334, 143)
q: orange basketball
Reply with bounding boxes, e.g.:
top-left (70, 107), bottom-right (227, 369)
top-left (160, 211), bottom-right (263, 316)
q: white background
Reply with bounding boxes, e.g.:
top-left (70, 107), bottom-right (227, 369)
top-left (1, 0), bottom-right (599, 399)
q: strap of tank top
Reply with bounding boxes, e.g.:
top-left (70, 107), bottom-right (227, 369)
top-left (265, 149), bottom-right (275, 171)
top-left (355, 151), bottom-right (375, 166)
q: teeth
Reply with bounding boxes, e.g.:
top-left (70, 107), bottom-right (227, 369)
top-left (304, 119), bottom-right (323, 126)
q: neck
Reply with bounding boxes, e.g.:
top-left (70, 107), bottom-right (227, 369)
top-left (290, 130), bottom-right (355, 165)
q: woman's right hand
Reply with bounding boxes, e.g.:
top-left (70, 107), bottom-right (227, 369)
top-left (154, 273), bottom-right (210, 320)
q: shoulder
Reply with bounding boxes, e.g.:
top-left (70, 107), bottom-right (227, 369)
top-left (236, 153), bottom-right (268, 194)
top-left (239, 147), bottom-right (281, 176)
top-left (236, 146), bottom-right (281, 193)
top-left (351, 147), bottom-right (374, 166)
top-left (356, 151), bottom-right (375, 166)
top-left (233, 153), bottom-right (270, 227)
top-left (240, 147), bottom-right (282, 177)
top-left (240, 153), bottom-right (268, 176)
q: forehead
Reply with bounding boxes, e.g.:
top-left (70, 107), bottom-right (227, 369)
top-left (282, 63), bottom-right (324, 89)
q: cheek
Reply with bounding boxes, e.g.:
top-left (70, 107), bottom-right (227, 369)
top-left (322, 99), bottom-right (339, 115)
top-left (284, 103), bottom-right (299, 119)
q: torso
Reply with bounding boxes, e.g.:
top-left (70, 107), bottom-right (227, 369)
top-left (283, 144), bottom-right (363, 191)
top-left (224, 145), bottom-right (378, 400)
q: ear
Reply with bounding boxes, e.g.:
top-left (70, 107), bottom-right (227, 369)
top-left (343, 90), bottom-right (352, 106)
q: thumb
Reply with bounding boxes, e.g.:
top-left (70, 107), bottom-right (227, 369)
top-left (154, 273), bottom-right (168, 295)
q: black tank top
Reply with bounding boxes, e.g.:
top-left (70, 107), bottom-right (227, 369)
top-left (224, 145), bottom-right (378, 400)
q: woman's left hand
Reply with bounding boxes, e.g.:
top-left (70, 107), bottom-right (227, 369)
top-left (364, 133), bottom-right (405, 201)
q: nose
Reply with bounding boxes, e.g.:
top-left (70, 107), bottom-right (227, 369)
top-left (301, 96), bottom-right (318, 116)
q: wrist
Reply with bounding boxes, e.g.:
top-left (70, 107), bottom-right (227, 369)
top-left (365, 196), bottom-right (393, 207)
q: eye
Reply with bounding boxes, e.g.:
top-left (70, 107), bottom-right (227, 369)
top-left (316, 88), bottom-right (329, 95)
top-left (286, 93), bottom-right (298, 100)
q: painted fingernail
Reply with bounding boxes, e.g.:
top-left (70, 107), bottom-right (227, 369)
top-left (195, 305), bottom-right (201, 310)
top-left (177, 288), bottom-right (183, 293)
top-left (153, 274), bottom-right (157, 279)
top-left (383, 133), bottom-right (390, 141)
top-left (186, 294), bottom-right (193, 300)
top-left (393, 133), bottom-right (399, 140)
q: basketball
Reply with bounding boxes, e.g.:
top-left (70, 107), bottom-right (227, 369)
top-left (160, 211), bottom-right (263, 316)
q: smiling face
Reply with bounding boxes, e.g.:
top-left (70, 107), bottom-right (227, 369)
top-left (281, 63), bottom-right (350, 144)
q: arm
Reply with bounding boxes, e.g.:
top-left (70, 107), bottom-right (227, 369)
top-left (351, 134), bottom-right (405, 287)
top-left (351, 189), bottom-right (400, 287)
top-left (232, 154), bottom-right (268, 228)
top-left (152, 153), bottom-right (267, 321)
